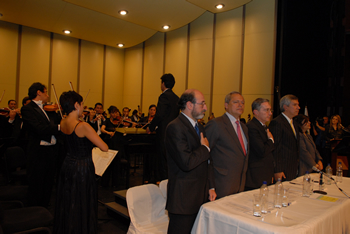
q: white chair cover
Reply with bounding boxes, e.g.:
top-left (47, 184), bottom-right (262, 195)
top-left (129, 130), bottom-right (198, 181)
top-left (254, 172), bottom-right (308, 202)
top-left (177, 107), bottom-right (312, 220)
top-left (126, 184), bottom-right (169, 234)
top-left (159, 179), bottom-right (168, 199)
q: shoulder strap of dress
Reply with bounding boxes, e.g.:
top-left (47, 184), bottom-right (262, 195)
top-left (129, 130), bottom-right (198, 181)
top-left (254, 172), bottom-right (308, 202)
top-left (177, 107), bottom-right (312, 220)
top-left (73, 122), bottom-right (81, 131)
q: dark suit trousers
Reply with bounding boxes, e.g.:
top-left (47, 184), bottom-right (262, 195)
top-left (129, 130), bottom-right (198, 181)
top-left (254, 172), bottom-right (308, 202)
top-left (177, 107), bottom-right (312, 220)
top-left (27, 144), bottom-right (56, 207)
top-left (168, 212), bottom-right (198, 234)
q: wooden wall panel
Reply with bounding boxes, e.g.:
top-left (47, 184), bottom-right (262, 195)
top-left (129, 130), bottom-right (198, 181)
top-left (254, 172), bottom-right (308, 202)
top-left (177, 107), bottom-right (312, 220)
top-left (19, 26), bottom-right (50, 102)
top-left (212, 8), bottom-right (244, 117)
top-left (0, 21), bottom-right (18, 105)
top-left (142, 32), bottom-right (164, 113)
top-left (79, 40), bottom-right (104, 108)
top-left (165, 25), bottom-right (188, 96)
top-left (51, 34), bottom-right (79, 102)
top-left (241, 0), bottom-right (276, 119)
top-left (104, 46), bottom-right (124, 111)
top-left (123, 43), bottom-right (143, 110)
top-left (188, 12), bottom-right (214, 115)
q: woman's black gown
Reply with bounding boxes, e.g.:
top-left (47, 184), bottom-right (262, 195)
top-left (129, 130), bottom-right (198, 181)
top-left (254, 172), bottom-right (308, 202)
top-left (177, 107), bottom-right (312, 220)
top-left (54, 122), bottom-right (97, 233)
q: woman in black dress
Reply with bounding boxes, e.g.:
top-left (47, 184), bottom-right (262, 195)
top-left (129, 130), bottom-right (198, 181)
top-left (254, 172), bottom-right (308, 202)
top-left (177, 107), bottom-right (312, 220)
top-left (54, 91), bottom-right (108, 234)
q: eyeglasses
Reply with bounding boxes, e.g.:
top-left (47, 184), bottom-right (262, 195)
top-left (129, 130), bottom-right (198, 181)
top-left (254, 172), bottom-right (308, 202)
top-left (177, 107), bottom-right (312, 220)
top-left (261, 108), bottom-right (273, 113)
top-left (194, 102), bottom-right (206, 107)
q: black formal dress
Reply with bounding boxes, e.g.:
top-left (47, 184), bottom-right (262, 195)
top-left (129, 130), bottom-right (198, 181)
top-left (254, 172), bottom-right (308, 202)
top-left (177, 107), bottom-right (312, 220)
top-left (53, 123), bottom-right (97, 234)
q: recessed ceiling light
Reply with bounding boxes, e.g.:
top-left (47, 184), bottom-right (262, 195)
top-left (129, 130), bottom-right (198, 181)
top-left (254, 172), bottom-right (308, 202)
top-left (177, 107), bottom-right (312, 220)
top-left (162, 25), bottom-right (170, 30)
top-left (117, 44), bottom-right (124, 48)
top-left (63, 30), bottom-right (72, 34)
top-left (215, 4), bottom-right (225, 9)
top-left (119, 10), bottom-right (128, 15)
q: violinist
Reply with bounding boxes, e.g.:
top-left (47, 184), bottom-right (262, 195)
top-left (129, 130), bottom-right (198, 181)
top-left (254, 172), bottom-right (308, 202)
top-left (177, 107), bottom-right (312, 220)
top-left (100, 106), bottom-right (121, 139)
top-left (139, 104), bottom-right (156, 129)
top-left (100, 106), bottom-right (123, 187)
top-left (22, 96), bottom-right (31, 106)
top-left (85, 102), bottom-right (105, 135)
top-left (121, 107), bottom-right (136, 128)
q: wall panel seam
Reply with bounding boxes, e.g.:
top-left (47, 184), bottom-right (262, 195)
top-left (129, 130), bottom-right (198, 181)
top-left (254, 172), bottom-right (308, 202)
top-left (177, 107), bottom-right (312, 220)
top-left (15, 25), bottom-right (22, 103)
top-left (48, 32), bottom-right (53, 101)
top-left (240, 5), bottom-right (246, 93)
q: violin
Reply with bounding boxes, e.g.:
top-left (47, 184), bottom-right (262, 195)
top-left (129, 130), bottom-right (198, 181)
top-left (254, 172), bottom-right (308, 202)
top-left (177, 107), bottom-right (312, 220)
top-left (111, 116), bottom-right (122, 125)
top-left (43, 103), bottom-right (61, 112)
top-left (0, 108), bottom-right (10, 116)
top-left (147, 116), bottom-right (154, 123)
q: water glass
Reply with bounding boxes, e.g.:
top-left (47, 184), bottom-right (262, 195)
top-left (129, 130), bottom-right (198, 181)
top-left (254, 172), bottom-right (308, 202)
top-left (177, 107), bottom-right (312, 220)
top-left (253, 194), bottom-right (262, 217)
top-left (282, 187), bottom-right (289, 207)
top-left (261, 194), bottom-right (268, 214)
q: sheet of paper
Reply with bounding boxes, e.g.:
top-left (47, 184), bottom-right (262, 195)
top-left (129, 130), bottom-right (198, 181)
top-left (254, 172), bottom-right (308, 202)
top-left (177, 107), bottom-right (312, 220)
top-left (92, 147), bottom-right (118, 176)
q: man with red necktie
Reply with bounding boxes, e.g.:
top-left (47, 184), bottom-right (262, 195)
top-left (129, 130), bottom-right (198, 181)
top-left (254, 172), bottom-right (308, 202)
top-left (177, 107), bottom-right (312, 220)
top-left (205, 91), bottom-right (249, 199)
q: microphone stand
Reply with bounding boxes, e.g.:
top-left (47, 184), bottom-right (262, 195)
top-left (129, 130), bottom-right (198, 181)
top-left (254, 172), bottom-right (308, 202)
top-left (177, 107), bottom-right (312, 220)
top-left (312, 166), bottom-right (350, 199)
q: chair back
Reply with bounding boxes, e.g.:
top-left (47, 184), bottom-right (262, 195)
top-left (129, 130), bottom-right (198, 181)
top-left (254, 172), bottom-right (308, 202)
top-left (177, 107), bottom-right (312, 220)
top-left (126, 184), bottom-right (168, 233)
top-left (159, 179), bottom-right (168, 200)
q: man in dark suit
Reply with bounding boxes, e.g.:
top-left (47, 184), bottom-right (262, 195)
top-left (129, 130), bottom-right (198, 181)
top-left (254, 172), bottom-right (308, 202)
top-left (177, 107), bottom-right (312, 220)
top-left (269, 94), bottom-right (300, 181)
top-left (245, 98), bottom-right (275, 190)
top-left (165, 89), bottom-right (216, 234)
top-left (205, 91), bottom-right (249, 199)
top-left (147, 73), bottom-right (179, 183)
top-left (21, 82), bottom-right (61, 207)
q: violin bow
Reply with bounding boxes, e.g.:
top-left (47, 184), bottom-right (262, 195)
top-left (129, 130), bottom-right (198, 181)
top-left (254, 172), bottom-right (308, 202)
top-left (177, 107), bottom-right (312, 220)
top-left (83, 89), bottom-right (90, 104)
top-left (0, 90), bottom-right (5, 103)
top-left (51, 84), bottom-right (63, 119)
top-left (69, 81), bottom-right (74, 91)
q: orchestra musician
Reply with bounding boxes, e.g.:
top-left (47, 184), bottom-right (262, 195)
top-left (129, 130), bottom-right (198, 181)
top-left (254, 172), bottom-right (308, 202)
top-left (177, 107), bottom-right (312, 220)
top-left (85, 103), bottom-right (105, 135)
top-left (100, 106), bottom-right (123, 187)
top-left (121, 107), bottom-right (136, 128)
top-left (139, 104), bottom-right (156, 129)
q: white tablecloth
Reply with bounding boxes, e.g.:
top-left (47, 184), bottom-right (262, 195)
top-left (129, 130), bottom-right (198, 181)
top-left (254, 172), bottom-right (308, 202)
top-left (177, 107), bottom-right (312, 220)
top-left (191, 174), bottom-right (350, 234)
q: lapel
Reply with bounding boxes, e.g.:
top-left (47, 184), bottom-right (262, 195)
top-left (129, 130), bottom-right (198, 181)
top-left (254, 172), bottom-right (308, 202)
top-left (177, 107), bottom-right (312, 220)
top-left (30, 101), bottom-right (50, 123)
top-left (178, 113), bottom-right (199, 141)
top-left (280, 114), bottom-right (296, 138)
top-left (252, 117), bottom-right (267, 140)
top-left (222, 114), bottom-right (246, 155)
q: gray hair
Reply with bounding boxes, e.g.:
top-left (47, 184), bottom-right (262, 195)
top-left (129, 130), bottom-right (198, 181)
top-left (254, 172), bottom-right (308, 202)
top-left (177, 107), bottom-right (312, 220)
top-left (280, 94), bottom-right (298, 112)
top-left (251, 98), bottom-right (270, 112)
top-left (224, 91), bottom-right (242, 104)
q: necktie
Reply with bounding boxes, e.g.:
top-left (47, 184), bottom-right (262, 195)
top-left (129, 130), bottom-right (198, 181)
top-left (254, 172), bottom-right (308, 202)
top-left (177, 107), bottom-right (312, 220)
top-left (263, 124), bottom-right (268, 132)
top-left (195, 123), bottom-right (200, 137)
top-left (235, 120), bottom-right (246, 156)
top-left (290, 120), bottom-right (296, 137)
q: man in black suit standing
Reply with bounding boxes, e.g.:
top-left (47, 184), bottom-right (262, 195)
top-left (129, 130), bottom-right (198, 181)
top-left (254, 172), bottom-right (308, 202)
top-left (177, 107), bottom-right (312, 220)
top-left (269, 94), bottom-right (300, 181)
top-left (165, 89), bottom-right (216, 234)
top-left (147, 73), bottom-right (179, 183)
top-left (21, 82), bottom-right (61, 207)
top-left (245, 98), bottom-right (275, 190)
top-left (205, 91), bottom-right (249, 199)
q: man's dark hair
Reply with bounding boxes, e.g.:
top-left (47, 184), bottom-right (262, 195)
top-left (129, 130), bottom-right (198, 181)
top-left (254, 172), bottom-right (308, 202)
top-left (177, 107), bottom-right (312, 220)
top-left (160, 73), bottom-right (175, 89)
top-left (59, 91), bottom-right (83, 115)
top-left (8, 99), bottom-right (16, 105)
top-left (28, 82), bottom-right (46, 100)
top-left (178, 91), bottom-right (196, 111)
top-left (22, 96), bottom-right (30, 106)
top-left (94, 102), bottom-right (103, 109)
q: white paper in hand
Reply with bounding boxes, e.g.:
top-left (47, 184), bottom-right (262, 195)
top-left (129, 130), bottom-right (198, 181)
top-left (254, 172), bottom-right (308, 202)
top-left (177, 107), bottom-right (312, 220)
top-left (92, 147), bottom-right (118, 176)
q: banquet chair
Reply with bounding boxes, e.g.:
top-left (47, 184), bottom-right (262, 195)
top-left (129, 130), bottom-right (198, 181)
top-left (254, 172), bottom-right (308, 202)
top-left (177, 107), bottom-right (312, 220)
top-left (126, 184), bottom-right (169, 234)
top-left (159, 179), bottom-right (168, 200)
top-left (0, 200), bottom-right (53, 234)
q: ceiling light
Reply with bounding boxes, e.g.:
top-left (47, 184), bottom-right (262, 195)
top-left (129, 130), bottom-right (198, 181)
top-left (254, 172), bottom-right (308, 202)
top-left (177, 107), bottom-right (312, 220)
top-left (63, 30), bottom-right (72, 34)
top-left (119, 10), bottom-right (128, 15)
top-left (162, 25), bottom-right (170, 30)
top-left (215, 4), bottom-right (225, 9)
top-left (117, 44), bottom-right (124, 48)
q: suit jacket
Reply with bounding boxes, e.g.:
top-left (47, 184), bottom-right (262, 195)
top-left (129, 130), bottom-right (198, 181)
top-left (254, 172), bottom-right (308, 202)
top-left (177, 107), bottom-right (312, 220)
top-left (298, 132), bottom-right (322, 176)
top-left (149, 89), bottom-right (179, 136)
top-left (245, 117), bottom-right (275, 188)
top-left (165, 113), bottom-right (214, 215)
top-left (21, 101), bottom-right (60, 154)
top-left (205, 113), bottom-right (249, 199)
top-left (269, 114), bottom-right (300, 181)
